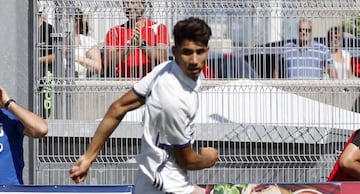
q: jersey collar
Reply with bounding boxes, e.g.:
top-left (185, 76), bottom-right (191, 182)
top-left (172, 61), bottom-right (201, 92)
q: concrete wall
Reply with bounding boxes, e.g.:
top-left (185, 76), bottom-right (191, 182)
top-left (0, 0), bottom-right (33, 184)
top-left (0, 1), bottom-right (30, 103)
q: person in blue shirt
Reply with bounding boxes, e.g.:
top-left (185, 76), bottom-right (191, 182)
top-left (274, 19), bottom-right (338, 79)
top-left (0, 86), bottom-right (48, 185)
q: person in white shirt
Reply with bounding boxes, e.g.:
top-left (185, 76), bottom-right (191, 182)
top-left (327, 26), bottom-right (356, 79)
top-left (69, 17), bottom-right (218, 194)
top-left (73, 8), bottom-right (102, 78)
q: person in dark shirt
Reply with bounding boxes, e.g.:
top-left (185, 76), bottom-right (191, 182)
top-left (38, 12), bottom-right (55, 118)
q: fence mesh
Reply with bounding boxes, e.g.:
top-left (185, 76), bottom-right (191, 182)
top-left (34, 0), bottom-right (360, 185)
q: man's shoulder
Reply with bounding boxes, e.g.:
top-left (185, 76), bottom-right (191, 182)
top-left (145, 19), bottom-right (157, 25)
top-left (106, 25), bottom-right (126, 33)
top-left (154, 61), bottom-right (181, 84)
top-left (284, 41), bottom-right (297, 47)
top-left (40, 21), bottom-right (55, 31)
top-left (312, 41), bottom-right (325, 46)
top-left (311, 41), bottom-right (329, 50)
top-left (145, 19), bottom-right (166, 28)
top-left (282, 42), bottom-right (298, 54)
top-left (152, 60), bottom-right (173, 73)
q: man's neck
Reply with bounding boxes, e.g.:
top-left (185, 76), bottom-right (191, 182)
top-left (126, 17), bottom-right (144, 28)
top-left (299, 40), bottom-right (310, 48)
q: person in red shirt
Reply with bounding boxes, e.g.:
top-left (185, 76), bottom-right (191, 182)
top-left (104, 0), bottom-right (170, 78)
top-left (327, 129), bottom-right (360, 181)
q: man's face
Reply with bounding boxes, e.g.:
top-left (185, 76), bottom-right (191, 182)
top-left (123, 0), bottom-right (145, 20)
top-left (172, 40), bottom-right (209, 81)
top-left (298, 21), bottom-right (312, 47)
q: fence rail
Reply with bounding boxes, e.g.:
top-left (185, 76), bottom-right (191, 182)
top-left (34, 0), bottom-right (360, 185)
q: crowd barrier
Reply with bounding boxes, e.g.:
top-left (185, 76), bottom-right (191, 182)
top-left (2, 182), bottom-right (360, 194)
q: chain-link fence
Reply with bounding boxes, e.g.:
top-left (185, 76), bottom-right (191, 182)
top-left (33, 0), bottom-right (360, 185)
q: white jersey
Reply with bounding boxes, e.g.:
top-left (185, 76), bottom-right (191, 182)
top-left (133, 60), bottom-right (200, 194)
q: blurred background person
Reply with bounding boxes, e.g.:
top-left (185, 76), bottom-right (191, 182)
top-left (274, 19), bottom-right (337, 79)
top-left (38, 11), bottom-right (55, 75)
top-left (327, 26), bottom-right (356, 79)
top-left (38, 10), bottom-right (55, 118)
top-left (72, 8), bottom-right (102, 78)
top-left (104, 0), bottom-right (170, 78)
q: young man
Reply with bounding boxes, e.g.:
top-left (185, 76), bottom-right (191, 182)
top-left (104, 0), bottom-right (170, 78)
top-left (274, 19), bottom-right (338, 79)
top-left (0, 86), bottom-right (48, 184)
top-left (70, 17), bottom-right (218, 194)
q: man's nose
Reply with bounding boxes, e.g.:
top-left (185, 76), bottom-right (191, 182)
top-left (190, 54), bottom-right (200, 64)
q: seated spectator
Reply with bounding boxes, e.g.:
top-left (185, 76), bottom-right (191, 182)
top-left (38, 11), bottom-right (55, 118)
top-left (72, 8), bottom-right (102, 78)
top-left (327, 129), bottom-right (360, 181)
top-left (327, 26), bottom-right (356, 79)
top-left (104, 0), bottom-right (170, 78)
top-left (38, 11), bottom-right (55, 76)
top-left (274, 19), bottom-right (337, 79)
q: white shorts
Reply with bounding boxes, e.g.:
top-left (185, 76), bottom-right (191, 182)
top-left (134, 170), bottom-right (195, 194)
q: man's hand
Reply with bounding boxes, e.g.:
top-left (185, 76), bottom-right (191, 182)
top-left (0, 87), bottom-right (10, 107)
top-left (69, 155), bottom-right (93, 183)
top-left (131, 19), bottom-right (144, 47)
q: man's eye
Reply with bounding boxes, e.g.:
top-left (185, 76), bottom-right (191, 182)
top-left (196, 49), bottom-right (206, 55)
top-left (183, 50), bottom-right (193, 55)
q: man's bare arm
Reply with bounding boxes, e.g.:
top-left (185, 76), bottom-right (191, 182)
top-left (339, 142), bottom-right (360, 179)
top-left (140, 43), bottom-right (169, 64)
top-left (172, 145), bottom-right (218, 170)
top-left (70, 90), bottom-right (144, 183)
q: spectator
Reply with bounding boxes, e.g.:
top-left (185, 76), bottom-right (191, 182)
top-left (72, 8), bottom-right (102, 78)
top-left (274, 19), bottom-right (337, 79)
top-left (0, 86), bottom-right (48, 184)
top-left (327, 26), bottom-right (356, 79)
top-left (38, 11), bottom-right (55, 118)
top-left (327, 129), bottom-right (360, 181)
top-left (70, 17), bottom-right (218, 194)
top-left (104, 0), bottom-right (170, 78)
top-left (38, 11), bottom-right (55, 76)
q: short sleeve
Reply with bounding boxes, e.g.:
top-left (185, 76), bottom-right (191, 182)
top-left (16, 120), bottom-right (24, 135)
top-left (105, 27), bottom-right (119, 46)
top-left (133, 70), bottom-right (155, 98)
top-left (1, 109), bottom-right (24, 135)
top-left (133, 61), bottom-right (171, 98)
top-left (156, 24), bottom-right (170, 45)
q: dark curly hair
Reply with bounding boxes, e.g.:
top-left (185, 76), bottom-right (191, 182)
top-left (173, 17), bottom-right (212, 47)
